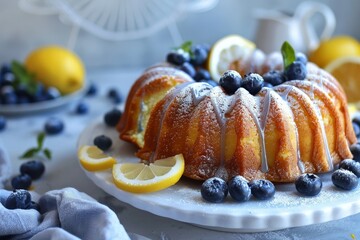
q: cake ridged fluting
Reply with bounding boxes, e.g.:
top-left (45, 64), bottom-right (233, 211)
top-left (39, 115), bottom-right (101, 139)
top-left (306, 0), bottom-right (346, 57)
top-left (118, 62), bottom-right (356, 183)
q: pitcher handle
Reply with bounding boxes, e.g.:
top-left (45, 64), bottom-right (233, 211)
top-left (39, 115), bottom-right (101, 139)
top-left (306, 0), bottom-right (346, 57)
top-left (295, 1), bottom-right (336, 52)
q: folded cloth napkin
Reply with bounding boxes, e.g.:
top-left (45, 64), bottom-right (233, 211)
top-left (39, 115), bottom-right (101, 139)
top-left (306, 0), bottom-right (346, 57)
top-left (0, 188), bottom-right (130, 240)
top-left (0, 143), bottom-right (11, 188)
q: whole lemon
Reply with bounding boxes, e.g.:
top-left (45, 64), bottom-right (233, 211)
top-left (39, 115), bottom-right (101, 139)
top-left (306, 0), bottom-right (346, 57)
top-left (309, 36), bottom-right (360, 68)
top-left (25, 45), bottom-right (85, 95)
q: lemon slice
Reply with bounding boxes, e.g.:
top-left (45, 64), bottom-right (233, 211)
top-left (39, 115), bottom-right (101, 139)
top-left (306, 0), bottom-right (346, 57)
top-left (207, 35), bottom-right (256, 82)
top-left (325, 56), bottom-right (360, 103)
top-left (112, 154), bottom-right (185, 193)
top-left (78, 145), bottom-right (116, 171)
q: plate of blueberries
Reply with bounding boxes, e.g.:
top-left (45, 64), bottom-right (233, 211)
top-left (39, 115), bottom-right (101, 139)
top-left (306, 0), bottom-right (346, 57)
top-left (0, 63), bottom-right (87, 115)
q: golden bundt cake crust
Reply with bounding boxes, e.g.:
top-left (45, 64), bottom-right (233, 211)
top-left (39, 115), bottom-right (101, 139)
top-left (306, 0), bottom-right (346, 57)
top-left (119, 59), bottom-right (356, 183)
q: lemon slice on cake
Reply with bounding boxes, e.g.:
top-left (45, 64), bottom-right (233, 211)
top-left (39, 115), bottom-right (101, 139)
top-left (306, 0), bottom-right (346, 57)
top-left (112, 154), bottom-right (185, 193)
top-left (207, 35), bottom-right (255, 81)
top-left (78, 145), bottom-right (116, 171)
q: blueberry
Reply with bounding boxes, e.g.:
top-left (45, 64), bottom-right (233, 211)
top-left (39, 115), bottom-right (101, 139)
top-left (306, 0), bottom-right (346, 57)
top-left (194, 69), bottom-right (211, 81)
top-left (46, 87), bottom-right (61, 100)
top-left (76, 102), bottom-right (89, 114)
top-left (353, 116), bottom-right (360, 127)
top-left (284, 61), bottom-right (307, 80)
top-left (249, 179), bottom-right (275, 200)
top-left (350, 144), bottom-right (360, 162)
top-left (228, 175), bottom-right (251, 202)
top-left (11, 174), bottom-right (32, 190)
top-left (17, 96), bottom-right (30, 104)
top-left (242, 73), bottom-right (264, 95)
top-left (263, 82), bottom-right (273, 88)
top-left (166, 50), bottom-right (190, 66)
top-left (1, 92), bottom-right (17, 104)
top-left (180, 62), bottom-right (196, 78)
top-left (44, 117), bottom-right (64, 135)
top-left (353, 122), bottom-right (360, 138)
top-left (5, 189), bottom-right (32, 209)
top-left (86, 83), bottom-right (97, 96)
top-left (2, 72), bottom-right (15, 85)
top-left (295, 173), bottom-right (322, 196)
top-left (104, 109), bottom-right (122, 127)
top-left (107, 88), bottom-right (123, 104)
top-left (201, 79), bottom-right (218, 87)
top-left (30, 84), bottom-right (47, 103)
top-left (190, 45), bottom-right (208, 66)
top-left (219, 70), bottom-right (242, 95)
top-left (0, 63), bottom-right (11, 77)
top-left (20, 161), bottom-right (45, 180)
top-left (332, 169), bottom-right (358, 190)
top-left (262, 70), bottom-right (285, 86)
top-left (0, 116), bottom-right (6, 131)
top-left (94, 135), bottom-right (112, 151)
top-left (339, 159), bottom-right (360, 177)
top-left (295, 52), bottom-right (308, 65)
top-left (201, 177), bottom-right (228, 203)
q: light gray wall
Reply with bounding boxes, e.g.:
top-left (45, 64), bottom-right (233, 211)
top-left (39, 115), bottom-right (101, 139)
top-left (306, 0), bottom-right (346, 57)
top-left (0, 0), bottom-right (359, 71)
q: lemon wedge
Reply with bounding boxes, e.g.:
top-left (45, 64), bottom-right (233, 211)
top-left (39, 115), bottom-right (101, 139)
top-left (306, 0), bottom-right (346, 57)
top-left (207, 35), bottom-right (256, 81)
top-left (112, 154), bottom-right (185, 193)
top-left (78, 145), bottom-right (116, 171)
top-left (325, 56), bottom-right (360, 103)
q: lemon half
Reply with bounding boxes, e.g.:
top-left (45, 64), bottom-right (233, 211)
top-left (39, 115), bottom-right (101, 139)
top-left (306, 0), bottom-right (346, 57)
top-left (78, 145), bottom-right (116, 171)
top-left (207, 35), bottom-right (255, 82)
top-left (112, 154), bottom-right (185, 193)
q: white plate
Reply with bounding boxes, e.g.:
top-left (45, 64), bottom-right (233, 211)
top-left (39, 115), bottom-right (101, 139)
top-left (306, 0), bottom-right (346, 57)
top-left (78, 118), bottom-right (360, 232)
top-left (0, 85), bottom-right (86, 115)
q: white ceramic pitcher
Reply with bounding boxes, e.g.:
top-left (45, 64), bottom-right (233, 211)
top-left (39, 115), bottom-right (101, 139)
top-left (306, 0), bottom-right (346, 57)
top-left (253, 1), bottom-right (336, 54)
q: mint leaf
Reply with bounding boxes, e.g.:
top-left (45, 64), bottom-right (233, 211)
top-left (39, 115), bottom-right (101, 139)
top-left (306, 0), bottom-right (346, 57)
top-left (20, 148), bottom-right (39, 159)
top-left (37, 132), bottom-right (45, 150)
top-left (281, 41), bottom-right (296, 70)
top-left (11, 60), bottom-right (39, 95)
top-left (180, 41), bottom-right (192, 53)
top-left (43, 148), bottom-right (52, 160)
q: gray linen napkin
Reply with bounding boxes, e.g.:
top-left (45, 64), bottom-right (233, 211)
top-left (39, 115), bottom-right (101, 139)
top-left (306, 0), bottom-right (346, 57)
top-left (0, 188), bottom-right (130, 240)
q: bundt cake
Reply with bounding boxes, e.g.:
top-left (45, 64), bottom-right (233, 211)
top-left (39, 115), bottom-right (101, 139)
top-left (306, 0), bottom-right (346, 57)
top-left (118, 50), bottom-right (356, 183)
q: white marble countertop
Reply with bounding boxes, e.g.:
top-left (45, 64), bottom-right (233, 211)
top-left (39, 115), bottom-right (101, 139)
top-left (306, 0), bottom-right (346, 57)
top-left (1, 69), bottom-right (360, 240)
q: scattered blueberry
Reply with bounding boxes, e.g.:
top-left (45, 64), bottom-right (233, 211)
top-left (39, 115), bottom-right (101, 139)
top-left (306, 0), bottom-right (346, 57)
top-left (94, 135), bottom-right (112, 151)
top-left (107, 88), bottom-right (123, 104)
top-left (11, 174), bottom-right (32, 190)
top-left (166, 50), bottom-right (190, 66)
top-left (201, 79), bottom-right (218, 87)
top-left (86, 83), bottom-right (97, 96)
top-left (0, 115), bottom-right (6, 131)
top-left (295, 173), bottom-right (322, 196)
top-left (262, 70), bottom-right (285, 86)
top-left (180, 62), bottom-right (196, 78)
top-left (76, 102), bottom-right (89, 114)
top-left (104, 109), bottom-right (122, 127)
top-left (194, 69), bottom-right (211, 81)
top-left (228, 175), bottom-right (251, 202)
top-left (242, 73), bottom-right (264, 95)
top-left (190, 45), bottom-right (208, 66)
top-left (295, 52), bottom-right (308, 65)
top-left (20, 161), bottom-right (45, 180)
top-left (350, 144), bottom-right (360, 162)
top-left (5, 189), bottom-right (32, 210)
top-left (249, 179), bottom-right (275, 200)
top-left (353, 116), bottom-right (360, 127)
top-left (201, 177), bottom-right (228, 203)
top-left (2, 72), bottom-right (15, 85)
top-left (44, 117), bottom-right (64, 135)
top-left (339, 159), bottom-right (360, 177)
top-left (219, 70), bottom-right (242, 95)
top-left (332, 169), bottom-right (358, 190)
top-left (46, 87), bottom-right (61, 100)
top-left (284, 61), bottom-right (307, 80)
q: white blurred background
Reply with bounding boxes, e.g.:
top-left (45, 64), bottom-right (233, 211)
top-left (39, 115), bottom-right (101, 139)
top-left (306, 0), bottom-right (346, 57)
top-left (0, 0), bottom-right (359, 71)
